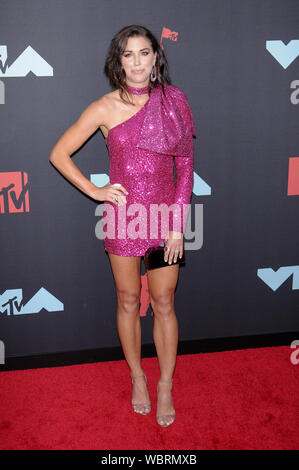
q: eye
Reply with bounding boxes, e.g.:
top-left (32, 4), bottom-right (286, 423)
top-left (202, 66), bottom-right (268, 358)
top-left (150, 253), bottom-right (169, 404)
top-left (123, 51), bottom-right (149, 58)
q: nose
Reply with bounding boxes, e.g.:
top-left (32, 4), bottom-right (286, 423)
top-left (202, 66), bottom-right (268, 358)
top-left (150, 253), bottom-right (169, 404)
top-left (133, 54), bottom-right (141, 66)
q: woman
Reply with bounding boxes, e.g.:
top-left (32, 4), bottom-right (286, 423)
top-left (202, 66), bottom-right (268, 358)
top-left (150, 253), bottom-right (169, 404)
top-left (49, 25), bottom-right (196, 428)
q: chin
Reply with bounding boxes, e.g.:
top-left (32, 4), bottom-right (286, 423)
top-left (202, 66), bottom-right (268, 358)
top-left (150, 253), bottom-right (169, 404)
top-left (132, 75), bottom-right (148, 82)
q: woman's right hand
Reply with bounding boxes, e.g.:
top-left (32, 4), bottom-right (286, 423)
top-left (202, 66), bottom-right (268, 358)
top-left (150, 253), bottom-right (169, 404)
top-left (90, 182), bottom-right (129, 206)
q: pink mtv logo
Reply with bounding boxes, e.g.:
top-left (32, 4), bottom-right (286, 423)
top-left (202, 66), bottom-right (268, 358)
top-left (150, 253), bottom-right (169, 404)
top-left (0, 171), bottom-right (29, 213)
top-left (160, 27), bottom-right (178, 50)
top-left (288, 157), bottom-right (299, 196)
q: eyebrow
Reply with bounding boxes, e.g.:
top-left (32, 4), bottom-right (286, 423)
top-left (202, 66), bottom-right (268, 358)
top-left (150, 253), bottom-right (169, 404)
top-left (123, 47), bottom-right (151, 52)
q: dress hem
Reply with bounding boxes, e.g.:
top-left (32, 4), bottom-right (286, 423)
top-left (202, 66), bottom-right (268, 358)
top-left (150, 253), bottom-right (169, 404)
top-left (104, 248), bottom-right (146, 258)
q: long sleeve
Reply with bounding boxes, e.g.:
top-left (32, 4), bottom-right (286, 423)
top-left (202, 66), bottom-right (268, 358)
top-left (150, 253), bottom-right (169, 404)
top-left (169, 95), bottom-right (196, 234)
top-left (134, 83), bottom-right (196, 235)
top-left (169, 148), bottom-right (194, 234)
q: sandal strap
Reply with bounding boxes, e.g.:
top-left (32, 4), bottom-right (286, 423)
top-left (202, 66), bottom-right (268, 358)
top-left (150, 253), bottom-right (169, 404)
top-left (156, 412), bottom-right (176, 427)
top-left (132, 402), bottom-right (151, 406)
top-left (157, 378), bottom-right (173, 388)
top-left (157, 412), bottom-right (175, 418)
top-left (131, 373), bottom-right (147, 383)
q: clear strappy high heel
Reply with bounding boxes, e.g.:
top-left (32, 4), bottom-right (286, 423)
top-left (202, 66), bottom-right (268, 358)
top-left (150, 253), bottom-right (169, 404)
top-left (130, 373), bottom-right (151, 415)
top-left (156, 378), bottom-right (175, 427)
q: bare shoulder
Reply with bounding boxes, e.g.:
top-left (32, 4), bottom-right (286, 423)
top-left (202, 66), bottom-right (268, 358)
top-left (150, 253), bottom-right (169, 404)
top-left (100, 89), bottom-right (123, 105)
top-left (98, 89), bottom-right (125, 112)
top-left (80, 90), bottom-right (116, 120)
top-left (91, 90), bottom-right (122, 137)
top-left (84, 93), bottom-right (112, 124)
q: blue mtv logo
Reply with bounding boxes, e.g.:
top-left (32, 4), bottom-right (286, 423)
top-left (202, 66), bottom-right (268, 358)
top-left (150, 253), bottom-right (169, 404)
top-left (0, 45), bottom-right (53, 77)
top-left (257, 266), bottom-right (299, 291)
top-left (0, 287), bottom-right (64, 315)
top-left (266, 40), bottom-right (299, 69)
top-left (0, 45), bottom-right (53, 104)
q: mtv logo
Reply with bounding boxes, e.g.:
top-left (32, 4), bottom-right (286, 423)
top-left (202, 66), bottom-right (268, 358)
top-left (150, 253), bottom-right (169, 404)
top-left (0, 45), bottom-right (53, 77)
top-left (160, 27), bottom-right (179, 51)
top-left (0, 171), bottom-right (29, 214)
top-left (266, 40), bottom-right (299, 69)
top-left (257, 266), bottom-right (299, 291)
top-left (287, 157), bottom-right (299, 196)
top-left (0, 287), bottom-right (64, 316)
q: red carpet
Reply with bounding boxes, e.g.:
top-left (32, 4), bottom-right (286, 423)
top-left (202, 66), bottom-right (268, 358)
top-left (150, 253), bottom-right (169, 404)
top-left (0, 345), bottom-right (298, 450)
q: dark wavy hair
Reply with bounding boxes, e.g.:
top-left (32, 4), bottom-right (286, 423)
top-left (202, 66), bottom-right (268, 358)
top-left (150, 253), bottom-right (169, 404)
top-left (104, 25), bottom-right (172, 106)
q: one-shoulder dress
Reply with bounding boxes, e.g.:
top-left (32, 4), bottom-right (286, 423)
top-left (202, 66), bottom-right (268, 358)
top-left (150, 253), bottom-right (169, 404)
top-left (102, 83), bottom-right (196, 257)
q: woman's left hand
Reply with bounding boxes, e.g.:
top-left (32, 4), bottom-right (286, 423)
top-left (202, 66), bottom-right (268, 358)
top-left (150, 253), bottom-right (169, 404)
top-left (164, 231), bottom-right (184, 264)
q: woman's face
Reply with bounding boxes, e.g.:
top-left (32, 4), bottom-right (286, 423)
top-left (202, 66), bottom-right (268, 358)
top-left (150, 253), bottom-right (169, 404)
top-left (120, 35), bottom-right (157, 87)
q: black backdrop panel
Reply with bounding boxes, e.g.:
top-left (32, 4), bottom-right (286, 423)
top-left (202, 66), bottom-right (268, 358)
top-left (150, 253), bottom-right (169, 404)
top-left (1, 0), bottom-right (299, 358)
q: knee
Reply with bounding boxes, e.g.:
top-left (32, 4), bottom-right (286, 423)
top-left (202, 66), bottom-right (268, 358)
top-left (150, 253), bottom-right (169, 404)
top-left (149, 290), bottom-right (174, 317)
top-left (117, 288), bottom-right (141, 315)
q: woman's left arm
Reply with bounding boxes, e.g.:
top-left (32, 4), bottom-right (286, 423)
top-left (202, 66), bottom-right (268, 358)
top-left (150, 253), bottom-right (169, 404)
top-left (165, 97), bottom-right (196, 263)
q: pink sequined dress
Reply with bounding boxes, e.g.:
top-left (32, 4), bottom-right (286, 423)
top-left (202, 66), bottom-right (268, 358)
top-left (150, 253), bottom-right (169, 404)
top-left (102, 82), bottom-right (196, 257)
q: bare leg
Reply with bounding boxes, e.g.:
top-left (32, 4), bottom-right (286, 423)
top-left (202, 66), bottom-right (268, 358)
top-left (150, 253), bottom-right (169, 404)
top-left (107, 252), bottom-right (150, 414)
top-left (146, 263), bottom-right (179, 426)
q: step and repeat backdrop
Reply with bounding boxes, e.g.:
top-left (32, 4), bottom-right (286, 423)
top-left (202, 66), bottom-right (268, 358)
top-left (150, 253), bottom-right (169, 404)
top-left (1, 0), bottom-right (299, 360)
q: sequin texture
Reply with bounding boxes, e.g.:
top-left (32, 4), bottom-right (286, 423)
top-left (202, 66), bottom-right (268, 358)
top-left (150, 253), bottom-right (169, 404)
top-left (102, 83), bottom-right (196, 257)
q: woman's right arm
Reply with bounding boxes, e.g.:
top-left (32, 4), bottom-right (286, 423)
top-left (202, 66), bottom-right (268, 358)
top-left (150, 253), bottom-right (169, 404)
top-left (49, 96), bottom-right (128, 203)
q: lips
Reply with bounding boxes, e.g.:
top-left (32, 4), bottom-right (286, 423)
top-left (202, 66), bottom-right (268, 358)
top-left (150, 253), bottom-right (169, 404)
top-left (133, 70), bottom-right (144, 73)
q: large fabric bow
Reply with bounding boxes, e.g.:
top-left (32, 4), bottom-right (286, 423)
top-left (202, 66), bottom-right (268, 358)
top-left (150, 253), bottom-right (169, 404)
top-left (136, 84), bottom-right (196, 157)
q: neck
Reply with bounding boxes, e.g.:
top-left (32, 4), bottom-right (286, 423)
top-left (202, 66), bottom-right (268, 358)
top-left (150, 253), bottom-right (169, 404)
top-left (125, 83), bottom-right (150, 95)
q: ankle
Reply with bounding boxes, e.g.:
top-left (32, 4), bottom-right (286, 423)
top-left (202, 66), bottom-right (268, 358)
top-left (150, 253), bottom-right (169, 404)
top-left (158, 378), bottom-right (173, 384)
top-left (130, 368), bottom-right (144, 379)
top-left (157, 379), bottom-right (173, 390)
